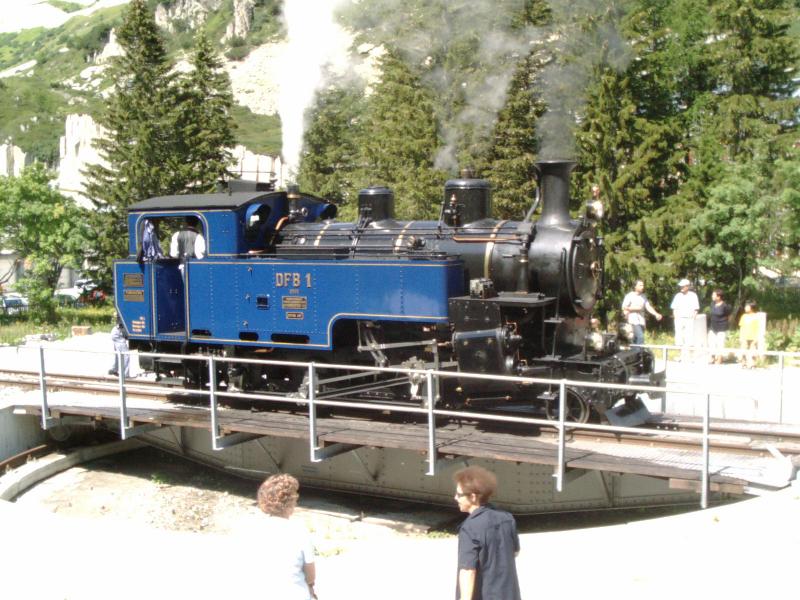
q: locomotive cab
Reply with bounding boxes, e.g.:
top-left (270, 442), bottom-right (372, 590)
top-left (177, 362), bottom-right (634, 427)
top-left (114, 189), bottom-right (338, 367)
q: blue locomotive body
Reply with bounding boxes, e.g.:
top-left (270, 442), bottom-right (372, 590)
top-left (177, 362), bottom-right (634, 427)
top-left (115, 191), bottom-right (462, 351)
top-left (116, 257), bottom-right (462, 350)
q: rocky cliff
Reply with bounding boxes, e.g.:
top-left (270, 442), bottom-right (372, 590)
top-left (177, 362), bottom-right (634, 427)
top-left (0, 143), bottom-right (29, 178)
top-left (55, 113), bottom-right (285, 208)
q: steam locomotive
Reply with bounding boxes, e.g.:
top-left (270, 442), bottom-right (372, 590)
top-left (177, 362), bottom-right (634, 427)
top-left (113, 160), bottom-right (664, 424)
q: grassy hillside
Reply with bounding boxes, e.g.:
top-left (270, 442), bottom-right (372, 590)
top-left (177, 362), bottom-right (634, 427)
top-left (0, 1), bottom-right (283, 163)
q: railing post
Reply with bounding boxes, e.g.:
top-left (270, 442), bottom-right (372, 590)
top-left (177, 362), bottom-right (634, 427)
top-left (701, 392), bottom-right (710, 509)
top-left (555, 379), bottom-right (567, 492)
top-left (37, 345), bottom-right (56, 429)
top-left (778, 352), bottom-right (785, 424)
top-left (117, 350), bottom-right (128, 431)
top-left (308, 363), bottom-right (319, 462)
top-left (209, 356), bottom-right (220, 444)
top-left (426, 370), bottom-right (436, 476)
top-left (209, 356), bottom-right (257, 450)
top-left (662, 345), bottom-right (670, 413)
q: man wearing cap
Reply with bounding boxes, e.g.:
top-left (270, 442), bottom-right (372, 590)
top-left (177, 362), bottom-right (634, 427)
top-left (671, 279), bottom-right (700, 362)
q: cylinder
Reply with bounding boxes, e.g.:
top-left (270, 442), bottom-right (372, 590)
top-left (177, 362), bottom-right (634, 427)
top-left (358, 186), bottom-right (395, 221)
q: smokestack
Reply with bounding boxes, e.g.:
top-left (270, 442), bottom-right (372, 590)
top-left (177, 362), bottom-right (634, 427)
top-left (535, 160), bottom-right (576, 226)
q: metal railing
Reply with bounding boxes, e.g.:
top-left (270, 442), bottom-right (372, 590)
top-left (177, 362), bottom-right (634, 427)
top-left (27, 345), bottom-right (799, 509)
top-left (635, 343), bottom-right (799, 422)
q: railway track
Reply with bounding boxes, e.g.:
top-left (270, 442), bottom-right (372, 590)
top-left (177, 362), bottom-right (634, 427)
top-left (2, 367), bottom-right (799, 459)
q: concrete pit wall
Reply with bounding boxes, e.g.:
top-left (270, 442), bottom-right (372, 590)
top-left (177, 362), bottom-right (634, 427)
top-left (0, 407), bottom-right (46, 463)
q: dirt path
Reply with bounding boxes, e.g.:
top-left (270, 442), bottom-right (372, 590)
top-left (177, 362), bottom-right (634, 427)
top-left (12, 447), bottom-right (458, 557)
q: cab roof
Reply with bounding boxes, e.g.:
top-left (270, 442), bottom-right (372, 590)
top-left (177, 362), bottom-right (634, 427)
top-left (128, 191), bottom-right (278, 212)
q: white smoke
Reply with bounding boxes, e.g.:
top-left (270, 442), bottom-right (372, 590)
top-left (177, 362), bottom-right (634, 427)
top-left (363, 1), bottom-right (540, 172)
top-left (536, 1), bottom-right (632, 159)
top-left (276, 0), bottom-right (632, 178)
top-left (277, 0), bottom-right (353, 181)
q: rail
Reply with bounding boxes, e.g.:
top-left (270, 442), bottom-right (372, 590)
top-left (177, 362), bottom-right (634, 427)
top-left (20, 345), bottom-right (800, 509)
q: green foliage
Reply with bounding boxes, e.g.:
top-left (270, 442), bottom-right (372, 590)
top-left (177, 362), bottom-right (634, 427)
top-left (0, 77), bottom-right (65, 163)
top-left (688, 162), bottom-right (772, 299)
top-left (0, 305), bottom-right (114, 345)
top-left (298, 82), bottom-right (367, 212)
top-left (225, 43), bottom-right (249, 62)
top-left (47, 1), bottom-right (84, 14)
top-left (355, 51), bottom-right (446, 219)
top-left (765, 320), bottom-right (800, 353)
top-left (758, 156), bottom-right (800, 278)
top-left (83, 0), bottom-right (179, 289)
top-left (230, 105), bottom-right (281, 155)
top-left (247, 0), bottom-right (284, 45)
top-left (485, 54), bottom-right (545, 220)
top-left (173, 30), bottom-right (236, 193)
top-left (0, 3), bottom-right (126, 160)
top-left (0, 164), bottom-right (89, 323)
top-left (707, 0), bottom-right (799, 161)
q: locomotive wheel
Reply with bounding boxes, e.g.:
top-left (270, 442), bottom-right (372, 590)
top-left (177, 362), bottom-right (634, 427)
top-left (545, 387), bottom-right (590, 423)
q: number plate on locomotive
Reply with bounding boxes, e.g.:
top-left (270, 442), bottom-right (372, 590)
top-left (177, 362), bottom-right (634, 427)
top-left (281, 296), bottom-right (308, 310)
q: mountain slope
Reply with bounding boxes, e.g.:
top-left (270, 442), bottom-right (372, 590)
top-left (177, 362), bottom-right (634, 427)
top-left (0, 0), bottom-right (284, 163)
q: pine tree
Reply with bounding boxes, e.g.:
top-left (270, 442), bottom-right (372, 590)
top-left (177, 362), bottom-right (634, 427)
top-left (707, 0), bottom-right (799, 161)
top-left (83, 0), bottom-right (176, 289)
top-left (173, 30), bottom-right (236, 193)
top-left (484, 0), bottom-right (551, 219)
top-left (484, 55), bottom-right (543, 220)
top-left (669, 0), bottom-right (800, 302)
top-left (297, 82), bottom-right (366, 217)
top-left (356, 51), bottom-right (445, 220)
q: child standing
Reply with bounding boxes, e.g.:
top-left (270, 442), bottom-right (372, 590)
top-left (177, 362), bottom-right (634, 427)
top-left (738, 301), bottom-right (760, 369)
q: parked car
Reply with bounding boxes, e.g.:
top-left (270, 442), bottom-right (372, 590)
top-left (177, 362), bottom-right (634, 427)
top-left (54, 288), bottom-right (81, 307)
top-left (0, 294), bottom-right (29, 315)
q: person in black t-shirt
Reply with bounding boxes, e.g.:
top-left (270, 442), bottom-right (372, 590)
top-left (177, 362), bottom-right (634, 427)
top-left (453, 466), bottom-right (521, 600)
top-left (708, 289), bottom-right (732, 364)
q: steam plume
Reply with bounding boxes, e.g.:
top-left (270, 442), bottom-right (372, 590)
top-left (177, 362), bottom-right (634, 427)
top-left (277, 0), bottom-right (352, 180)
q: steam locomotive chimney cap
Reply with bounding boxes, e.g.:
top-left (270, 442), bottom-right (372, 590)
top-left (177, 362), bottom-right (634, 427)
top-left (459, 167), bottom-right (475, 179)
top-left (287, 184), bottom-right (300, 200)
top-left (359, 186), bottom-right (394, 196)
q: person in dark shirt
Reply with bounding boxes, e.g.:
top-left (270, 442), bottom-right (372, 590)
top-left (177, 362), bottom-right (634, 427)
top-left (137, 218), bottom-right (164, 262)
top-left (454, 466), bottom-right (521, 600)
top-left (707, 289), bottom-right (732, 364)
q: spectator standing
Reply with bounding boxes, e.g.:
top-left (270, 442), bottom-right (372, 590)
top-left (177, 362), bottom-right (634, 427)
top-left (256, 474), bottom-right (317, 600)
top-left (707, 289), bottom-right (732, 364)
top-left (739, 301), bottom-right (761, 369)
top-left (621, 280), bottom-right (662, 345)
top-left (454, 466), bottom-right (521, 600)
top-left (108, 317), bottom-right (130, 377)
top-left (670, 278), bottom-right (700, 362)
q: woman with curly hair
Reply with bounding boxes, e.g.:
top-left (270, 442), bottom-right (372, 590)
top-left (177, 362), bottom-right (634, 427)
top-left (256, 473), bottom-right (317, 599)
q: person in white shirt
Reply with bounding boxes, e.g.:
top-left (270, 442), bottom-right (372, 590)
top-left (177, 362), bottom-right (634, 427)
top-left (170, 216), bottom-right (206, 259)
top-left (256, 474), bottom-right (317, 600)
top-left (670, 278), bottom-right (700, 362)
top-left (621, 280), bottom-right (662, 345)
